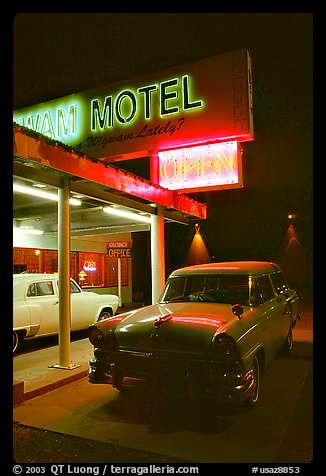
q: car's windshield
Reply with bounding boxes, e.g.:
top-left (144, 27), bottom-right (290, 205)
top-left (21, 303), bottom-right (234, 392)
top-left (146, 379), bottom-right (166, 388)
top-left (160, 274), bottom-right (251, 306)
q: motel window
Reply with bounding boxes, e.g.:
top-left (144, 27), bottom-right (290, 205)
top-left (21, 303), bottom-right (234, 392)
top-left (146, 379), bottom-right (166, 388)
top-left (78, 252), bottom-right (104, 288)
top-left (106, 256), bottom-right (129, 287)
top-left (13, 248), bottom-right (43, 273)
top-left (13, 247), bottom-right (130, 288)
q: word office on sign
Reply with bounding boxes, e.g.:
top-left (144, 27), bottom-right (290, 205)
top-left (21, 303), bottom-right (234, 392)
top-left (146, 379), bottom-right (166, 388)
top-left (108, 248), bottom-right (131, 258)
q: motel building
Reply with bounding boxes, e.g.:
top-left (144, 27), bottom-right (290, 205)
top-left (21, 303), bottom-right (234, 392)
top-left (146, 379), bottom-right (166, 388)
top-left (13, 49), bottom-right (254, 367)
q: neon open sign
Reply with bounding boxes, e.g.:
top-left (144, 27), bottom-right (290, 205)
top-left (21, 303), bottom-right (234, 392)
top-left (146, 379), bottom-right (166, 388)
top-left (83, 260), bottom-right (97, 271)
top-left (158, 141), bottom-right (243, 192)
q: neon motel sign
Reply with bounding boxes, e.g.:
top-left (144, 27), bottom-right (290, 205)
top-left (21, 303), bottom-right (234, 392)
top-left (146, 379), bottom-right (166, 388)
top-left (91, 75), bottom-right (203, 129)
top-left (14, 49), bottom-right (253, 159)
top-left (14, 75), bottom-right (204, 144)
top-left (13, 49), bottom-right (253, 193)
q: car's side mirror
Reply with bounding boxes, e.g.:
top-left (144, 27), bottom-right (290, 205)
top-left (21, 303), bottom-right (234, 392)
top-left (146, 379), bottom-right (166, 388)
top-left (232, 303), bottom-right (244, 319)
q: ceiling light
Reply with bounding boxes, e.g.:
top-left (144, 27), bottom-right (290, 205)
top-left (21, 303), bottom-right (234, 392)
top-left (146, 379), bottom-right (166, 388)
top-left (103, 206), bottom-right (151, 223)
top-left (32, 183), bottom-right (47, 188)
top-left (13, 227), bottom-right (44, 235)
top-left (13, 183), bottom-right (81, 205)
top-left (71, 194), bottom-right (84, 199)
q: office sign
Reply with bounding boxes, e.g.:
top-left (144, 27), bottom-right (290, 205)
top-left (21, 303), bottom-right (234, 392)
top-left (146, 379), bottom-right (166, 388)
top-left (108, 240), bottom-right (132, 258)
top-left (13, 49), bottom-right (253, 161)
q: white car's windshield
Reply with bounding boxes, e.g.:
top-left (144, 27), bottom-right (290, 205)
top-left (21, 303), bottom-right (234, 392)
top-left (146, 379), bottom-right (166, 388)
top-left (160, 274), bottom-right (251, 306)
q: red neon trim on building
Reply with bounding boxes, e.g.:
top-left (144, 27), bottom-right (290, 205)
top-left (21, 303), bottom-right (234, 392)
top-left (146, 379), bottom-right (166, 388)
top-left (13, 125), bottom-right (206, 219)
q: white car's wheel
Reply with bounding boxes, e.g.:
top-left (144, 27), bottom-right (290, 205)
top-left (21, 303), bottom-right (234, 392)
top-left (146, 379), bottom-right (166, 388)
top-left (13, 331), bottom-right (20, 353)
top-left (97, 309), bottom-right (113, 321)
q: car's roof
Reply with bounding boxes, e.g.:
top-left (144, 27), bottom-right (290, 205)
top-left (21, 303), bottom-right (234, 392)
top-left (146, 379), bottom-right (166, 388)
top-left (170, 261), bottom-right (282, 276)
top-left (13, 273), bottom-right (60, 283)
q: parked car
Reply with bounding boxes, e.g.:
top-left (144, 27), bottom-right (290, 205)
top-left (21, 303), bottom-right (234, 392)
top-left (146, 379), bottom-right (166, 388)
top-left (87, 261), bottom-right (300, 406)
top-left (13, 273), bottom-right (119, 352)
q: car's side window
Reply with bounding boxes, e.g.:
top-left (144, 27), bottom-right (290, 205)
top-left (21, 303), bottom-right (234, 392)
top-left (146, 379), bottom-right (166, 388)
top-left (256, 275), bottom-right (275, 302)
top-left (70, 280), bottom-right (81, 294)
top-left (270, 272), bottom-right (289, 295)
top-left (27, 281), bottom-right (54, 296)
top-left (27, 283), bottom-right (37, 297)
top-left (56, 280), bottom-right (81, 294)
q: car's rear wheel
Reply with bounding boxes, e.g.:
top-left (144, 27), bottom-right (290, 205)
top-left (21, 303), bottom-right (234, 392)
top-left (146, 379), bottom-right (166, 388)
top-left (280, 325), bottom-right (293, 355)
top-left (285, 327), bottom-right (293, 351)
top-left (97, 309), bottom-right (113, 321)
top-left (13, 331), bottom-right (20, 353)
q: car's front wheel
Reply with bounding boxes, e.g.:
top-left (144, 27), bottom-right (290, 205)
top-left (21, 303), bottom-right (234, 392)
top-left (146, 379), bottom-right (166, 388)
top-left (246, 356), bottom-right (260, 407)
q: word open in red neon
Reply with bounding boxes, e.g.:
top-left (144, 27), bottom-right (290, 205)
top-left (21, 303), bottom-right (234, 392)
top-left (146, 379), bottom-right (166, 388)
top-left (158, 141), bottom-right (242, 192)
top-left (83, 260), bottom-right (97, 271)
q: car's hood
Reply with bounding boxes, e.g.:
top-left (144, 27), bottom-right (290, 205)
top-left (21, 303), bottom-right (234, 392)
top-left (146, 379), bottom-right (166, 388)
top-left (99, 302), bottom-right (237, 355)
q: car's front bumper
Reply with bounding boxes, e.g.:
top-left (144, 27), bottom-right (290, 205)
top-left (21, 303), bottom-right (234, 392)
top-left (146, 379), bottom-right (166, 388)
top-left (87, 348), bottom-right (255, 402)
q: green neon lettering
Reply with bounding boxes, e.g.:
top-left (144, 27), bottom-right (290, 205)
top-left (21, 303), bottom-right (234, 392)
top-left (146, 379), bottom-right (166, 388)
top-left (56, 104), bottom-right (76, 137)
top-left (16, 114), bottom-right (41, 130)
top-left (40, 111), bottom-right (55, 138)
top-left (160, 78), bottom-right (179, 116)
top-left (182, 75), bottom-right (203, 110)
top-left (91, 96), bottom-right (113, 130)
top-left (137, 84), bottom-right (158, 120)
top-left (33, 114), bottom-right (41, 131)
top-left (115, 90), bottom-right (137, 124)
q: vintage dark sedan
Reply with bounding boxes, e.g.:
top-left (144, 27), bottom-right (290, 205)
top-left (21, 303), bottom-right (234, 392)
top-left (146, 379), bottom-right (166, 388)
top-left (87, 261), bottom-right (300, 406)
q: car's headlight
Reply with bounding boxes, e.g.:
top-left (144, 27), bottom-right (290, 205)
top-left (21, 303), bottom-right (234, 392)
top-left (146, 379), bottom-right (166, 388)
top-left (213, 334), bottom-right (239, 360)
top-left (89, 326), bottom-right (104, 346)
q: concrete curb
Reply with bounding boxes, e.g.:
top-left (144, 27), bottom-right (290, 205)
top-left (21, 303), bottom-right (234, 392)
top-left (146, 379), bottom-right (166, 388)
top-left (13, 368), bottom-right (88, 405)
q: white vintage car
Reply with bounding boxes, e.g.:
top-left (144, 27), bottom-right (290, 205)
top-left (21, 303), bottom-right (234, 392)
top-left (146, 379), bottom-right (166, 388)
top-left (13, 273), bottom-right (119, 352)
top-left (88, 261), bottom-right (300, 406)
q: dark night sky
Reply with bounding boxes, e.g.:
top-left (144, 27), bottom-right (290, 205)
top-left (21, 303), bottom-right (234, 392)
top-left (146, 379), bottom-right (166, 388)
top-left (12, 13), bottom-right (313, 289)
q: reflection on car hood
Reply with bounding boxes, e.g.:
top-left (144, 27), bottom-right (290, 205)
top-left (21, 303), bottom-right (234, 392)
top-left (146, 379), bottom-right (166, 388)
top-left (101, 302), bottom-right (236, 354)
